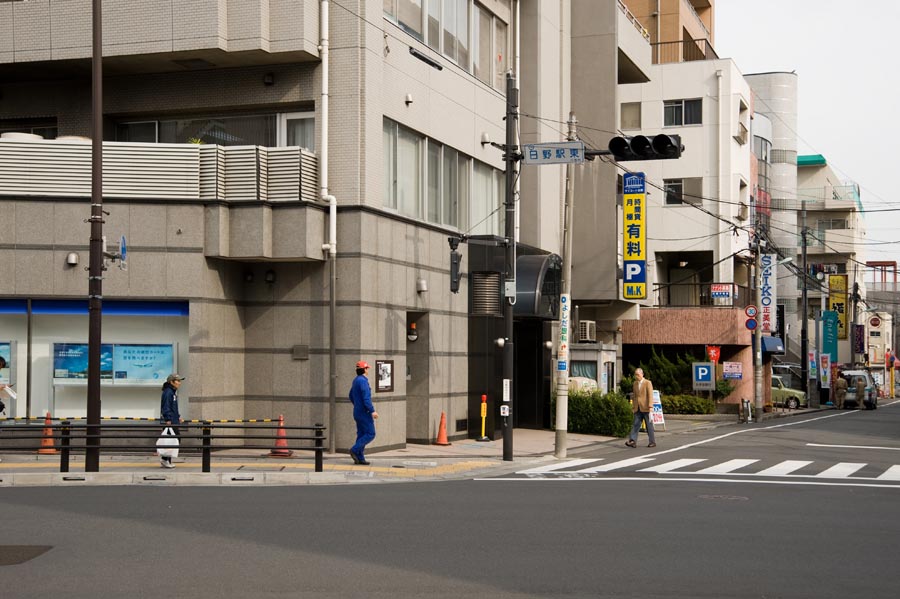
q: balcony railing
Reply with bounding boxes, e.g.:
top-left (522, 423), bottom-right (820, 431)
top-left (652, 39), bottom-right (718, 64)
top-left (656, 282), bottom-right (751, 308)
top-left (0, 138), bottom-right (318, 202)
top-left (618, 0), bottom-right (651, 40)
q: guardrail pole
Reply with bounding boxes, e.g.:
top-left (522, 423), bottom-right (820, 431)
top-left (314, 423), bottom-right (324, 473)
top-left (202, 421), bottom-right (212, 473)
top-left (60, 421), bottom-right (71, 473)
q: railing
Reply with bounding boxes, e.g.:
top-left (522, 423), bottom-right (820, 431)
top-left (682, 0), bottom-right (711, 38)
top-left (0, 138), bottom-right (318, 202)
top-left (657, 282), bottom-right (752, 307)
top-left (617, 0), bottom-right (650, 40)
top-left (0, 420), bottom-right (327, 473)
top-left (652, 39), bottom-right (718, 64)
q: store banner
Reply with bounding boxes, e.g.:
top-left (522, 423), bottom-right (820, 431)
top-left (822, 310), bottom-right (839, 361)
top-left (760, 254), bottom-right (778, 333)
top-left (828, 274), bottom-right (848, 339)
top-left (622, 172), bottom-right (647, 300)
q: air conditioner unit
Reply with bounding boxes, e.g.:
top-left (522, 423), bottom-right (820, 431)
top-left (578, 320), bottom-right (597, 343)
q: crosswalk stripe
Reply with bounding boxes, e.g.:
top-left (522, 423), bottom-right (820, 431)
top-left (518, 459), bottom-right (599, 474)
top-left (876, 465), bottom-right (900, 480)
top-left (695, 459), bottom-right (759, 474)
top-left (638, 458), bottom-right (707, 473)
top-left (755, 460), bottom-right (813, 476)
top-left (815, 462), bottom-right (866, 478)
top-left (576, 457), bottom-right (655, 473)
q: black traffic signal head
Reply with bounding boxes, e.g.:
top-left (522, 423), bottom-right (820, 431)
top-left (449, 250), bottom-right (462, 294)
top-left (608, 134), bottom-right (683, 161)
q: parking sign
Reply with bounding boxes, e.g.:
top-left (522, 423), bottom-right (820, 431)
top-left (693, 362), bottom-right (715, 391)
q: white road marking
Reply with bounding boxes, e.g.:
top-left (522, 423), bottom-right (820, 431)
top-left (476, 476), bottom-right (900, 489)
top-left (518, 458), bottom-right (599, 474)
top-left (638, 458), bottom-right (706, 473)
top-left (815, 462), bottom-right (866, 478)
top-left (756, 460), bottom-right (813, 476)
top-left (695, 459), bottom-right (759, 474)
top-left (876, 465), bottom-right (900, 481)
top-left (576, 457), bottom-right (655, 473)
top-left (807, 443), bottom-right (900, 451)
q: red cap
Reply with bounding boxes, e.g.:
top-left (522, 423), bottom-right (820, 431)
top-left (356, 360), bottom-right (370, 369)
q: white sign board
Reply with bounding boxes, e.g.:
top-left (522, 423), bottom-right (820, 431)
top-left (651, 390), bottom-right (666, 430)
top-left (522, 141), bottom-right (585, 165)
top-left (723, 361), bottom-right (743, 380)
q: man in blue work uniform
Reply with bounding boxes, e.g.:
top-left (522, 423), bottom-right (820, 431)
top-left (349, 360), bottom-right (378, 465)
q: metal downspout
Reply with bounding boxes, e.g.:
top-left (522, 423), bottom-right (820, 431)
top-left (320, 0), bottom-right (337, 454)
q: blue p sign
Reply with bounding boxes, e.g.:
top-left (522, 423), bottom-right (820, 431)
top-left (693, 362), bottom-right (715, 391)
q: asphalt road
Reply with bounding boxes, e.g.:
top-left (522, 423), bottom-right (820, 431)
top-left (2, 405), bottom-right (899, 598)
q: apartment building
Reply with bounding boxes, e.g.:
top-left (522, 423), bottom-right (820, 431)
top-left (796, 154), bottom-right (866, 368)
top-left (0, 1), bottom-right (656, 449)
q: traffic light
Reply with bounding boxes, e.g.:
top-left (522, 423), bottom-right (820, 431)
top-left (607, 134), bottom-right (683, 161)
top-left (450, 250), bottom-right (462, 293)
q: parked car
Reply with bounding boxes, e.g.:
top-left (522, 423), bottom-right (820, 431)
top-left (840, 370), bottom-right (878, 409)
top-left (771, 375), bottom-right (807, 409)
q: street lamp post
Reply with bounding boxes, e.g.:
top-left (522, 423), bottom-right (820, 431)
top-left (86, 0), bottom-right (104, 472)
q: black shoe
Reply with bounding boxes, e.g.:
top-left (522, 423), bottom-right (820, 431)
top-left (349, 450), bottom-right (361, 464)
top-left (625, 440), bottom-right (636, 448)
top-left (358, 459), bottom-right (371, 466)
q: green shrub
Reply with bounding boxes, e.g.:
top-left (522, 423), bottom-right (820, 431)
top-left (660, 394), bottom-right (715, 415)
top-left (553, 389), bottom-right (633, 437)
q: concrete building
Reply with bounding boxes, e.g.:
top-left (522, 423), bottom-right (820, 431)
top-left (0, 1), bottom-right (655, 450)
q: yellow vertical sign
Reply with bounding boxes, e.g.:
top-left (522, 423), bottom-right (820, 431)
top-left (828, 274), bottom-right (848, 340)
top-left (622, 172), bottom-right (647, 300)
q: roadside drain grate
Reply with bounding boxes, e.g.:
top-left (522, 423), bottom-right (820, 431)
top-left (0, 546), bottom-right (53, 566)
top-left (237, 466), bottom-right (285, 472)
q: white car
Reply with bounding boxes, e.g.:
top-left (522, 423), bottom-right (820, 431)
top-left (840, 370), bottom-right (877, 409)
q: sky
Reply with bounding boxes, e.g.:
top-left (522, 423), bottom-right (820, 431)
top-left (715, 0), bottom-right (900, 269)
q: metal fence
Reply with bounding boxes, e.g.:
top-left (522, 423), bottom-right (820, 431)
top-left (0, 420), bottom-right (327, 473)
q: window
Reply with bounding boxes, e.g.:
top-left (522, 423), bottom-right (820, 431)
top-left (116, 114), bottom-right (278, 146)
top-left (384, 0), bottom-right (423, 40)
top-left (664, 178), bottom-right (702, 205)
top-left (664, 99), bottom-right (702, 126)
top-left (0, 119), bottom-right (59, 140)
top-left (443, 0), bottom-right (469, 66)
top-left (278, 112), bottom-right (315, 151)
top-left (471, 162), bottom-right (503, 235)
top-left (384, 118), bottom-right (479, 228)
top-left (620, 102), bottom-right (641, 130)
top-left (474, 2), bottom-right (510, 90)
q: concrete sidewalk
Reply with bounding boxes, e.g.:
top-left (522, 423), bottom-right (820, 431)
top-left (0, 409), bottom-right (814, 487)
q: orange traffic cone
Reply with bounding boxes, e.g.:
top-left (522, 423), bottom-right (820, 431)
top-left (434, 411), bottom-right (451, 446)
top-left (268, 414), bottom-right (294, 457)
top-left (38, 411), bottom-right (58, 455)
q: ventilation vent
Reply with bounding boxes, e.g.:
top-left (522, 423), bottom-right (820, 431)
top-left (471, 272), bottom-right (501, 315)
top-left (578, 320), bottom-right (597, 343)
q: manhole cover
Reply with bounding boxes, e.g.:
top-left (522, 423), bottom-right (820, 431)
top-left (0, 546), bottom-right (53, 566)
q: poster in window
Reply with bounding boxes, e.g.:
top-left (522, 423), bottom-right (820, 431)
top-left (0, 341), bottom-right (11, 384)
top-left (113, 344), bottom-right (174, 385)
top-left (375, 360), bottom-right (394, 393)
top-left (53, 343), bottom-right (114, 380)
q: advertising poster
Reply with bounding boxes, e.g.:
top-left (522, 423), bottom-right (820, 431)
top-left (53, 343), bottom-right (114, 380)
top-left (113, 344), bottom-right (174, 384)
top-left (760, 254), bottom-right (778, 333)
top-left (651, 389), bottom-right (666, 429)
top-left (828, 274), bottom-right (848, 339)
top-left (0, 341), bottom-right (10, 385)
top-left (622, 172), bottom-right (647, 300)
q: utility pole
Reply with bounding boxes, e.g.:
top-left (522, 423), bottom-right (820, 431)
top-left (86, 0), bottom-right (104, 472)
top-left (501, 72), bottom-right (518, 462)
top-left (800, 207), bottom-right (811, 405)
top-left (554, 113), bottom-right (577, 459)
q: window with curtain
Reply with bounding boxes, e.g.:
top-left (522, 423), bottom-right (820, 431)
top-left (117, 114), bottom-right (276, 146)
top-left (571, 361), bottom-right (598, 380)
top-left (443, 0), bottom-right (468, 66)
top-left (473, 2), bottom-right (509, 90)
top-left (471, 162), bottom-right (502, 235)
top-left (397, 126), bottom-right (422, 218)
top-left (620, 102), bottom-right (641, 129)
top-left (384, 0), bottom-right (424, 40)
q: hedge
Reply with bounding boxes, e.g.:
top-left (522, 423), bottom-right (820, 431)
top-left (660, 394), bottom-right (715, 415)
top-left (552, 390), bottom-right (633, 437)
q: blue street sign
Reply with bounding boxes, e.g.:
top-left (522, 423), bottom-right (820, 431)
top-left (692, 362), bottom-right (715, 391)
top-left (522, 142), bottom-right (585, 166)
top-left (623, 260), bottom-right (646, 284)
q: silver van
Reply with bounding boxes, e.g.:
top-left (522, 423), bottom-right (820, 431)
top-left (840, 370), bottom-right (877, 409)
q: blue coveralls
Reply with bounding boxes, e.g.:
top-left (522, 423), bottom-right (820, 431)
top-left (349, 374), bottom-right (375, 460)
